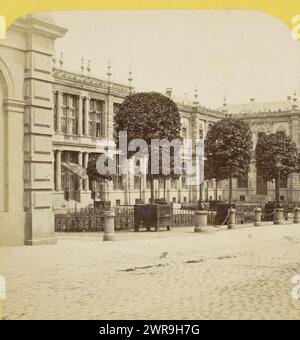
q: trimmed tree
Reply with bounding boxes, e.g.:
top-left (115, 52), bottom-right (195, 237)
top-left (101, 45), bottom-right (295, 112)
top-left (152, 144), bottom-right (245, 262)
top-left (255, 131), bottom-right (299, 204)
top-left (114, 92), bottom-right (182, 204)
top-left (205, 117), bottom-right (253, 204)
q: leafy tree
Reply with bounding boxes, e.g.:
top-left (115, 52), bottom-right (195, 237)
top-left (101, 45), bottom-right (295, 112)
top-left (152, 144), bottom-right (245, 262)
top-left (114, 92), bottom-right (182, 203)
top-left (255, 132), bottom-right (299, 203)
top-left (205, 117), bottom-right (253, 203)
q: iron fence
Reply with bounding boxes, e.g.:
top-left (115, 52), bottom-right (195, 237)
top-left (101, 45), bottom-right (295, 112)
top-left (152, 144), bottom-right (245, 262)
top-left (54, 205), bottom-right (135, 232)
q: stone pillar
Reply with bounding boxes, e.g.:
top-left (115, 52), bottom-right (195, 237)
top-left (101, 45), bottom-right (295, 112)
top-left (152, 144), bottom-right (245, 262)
top-left (227, 208), bottom-right (236, 230)
top-left (23, 15), bottom-right (67, 245)
top-left (166, 179), bottom-right (171, 202)
top-left (194, 210), bottom-right (207, 231)
top-left (55, 150), bottom-right (62, 191)
top-left (293, 207), bottom-right (300, 224)
top-left (78, 152), bottom-right (83, 191)
top-left (274, 208), bottom-right (284, 225)
top-left (254, 207), bottom-right (262, 227)
top-left (78, 95), bottom-right (83, 135)
top-left (178, 177), bottom-right (182, 203)
top-left (103, 210), bottom-right (116, 241)
top-left (56, 91), bottom-right (63, 134)
top-left (83, 152), bottom-right (89, 190)
top-left (84, 97), bottom-right (90, 136)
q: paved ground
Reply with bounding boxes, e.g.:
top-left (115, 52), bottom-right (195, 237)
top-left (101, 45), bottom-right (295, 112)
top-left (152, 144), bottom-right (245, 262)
top-left (1, 222), bottom-right (300, 320)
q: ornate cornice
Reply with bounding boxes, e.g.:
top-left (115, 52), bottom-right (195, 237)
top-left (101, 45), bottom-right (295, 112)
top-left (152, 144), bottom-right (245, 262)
top-left (53, 68), bottom-right (131, 98)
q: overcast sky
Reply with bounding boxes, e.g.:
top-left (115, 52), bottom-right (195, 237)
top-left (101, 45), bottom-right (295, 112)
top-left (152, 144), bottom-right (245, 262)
top-left (49, 9), bottom-right (300, 108)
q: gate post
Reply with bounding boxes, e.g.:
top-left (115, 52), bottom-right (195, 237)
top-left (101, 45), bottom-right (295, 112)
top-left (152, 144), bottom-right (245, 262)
top-left (293, 207), bottom-right (300, 224)
top-left (254, 207), bottom-right (262, 227)
top-left (227, 207), bottom-right (236, 230)
top-left (103, 210), bottom-right (116, 241)
top-left (273, 208), bottom-right (284, 225)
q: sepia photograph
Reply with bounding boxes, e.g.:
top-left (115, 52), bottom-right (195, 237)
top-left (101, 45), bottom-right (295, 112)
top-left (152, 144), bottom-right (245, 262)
top-left (1, 5), bottom-right (300, 322)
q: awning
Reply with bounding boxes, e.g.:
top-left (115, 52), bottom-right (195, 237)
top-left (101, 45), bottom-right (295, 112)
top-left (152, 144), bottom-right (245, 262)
top-left (62, 162), bottom-right (88, 180)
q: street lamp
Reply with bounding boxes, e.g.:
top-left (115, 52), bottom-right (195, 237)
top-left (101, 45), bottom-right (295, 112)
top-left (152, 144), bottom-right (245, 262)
top-left (275, 157), bottom-right (282, 208)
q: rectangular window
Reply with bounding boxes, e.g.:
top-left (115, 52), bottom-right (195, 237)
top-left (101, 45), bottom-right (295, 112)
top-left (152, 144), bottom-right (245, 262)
top-left (182, 127), bottom-right (188, 139)
top-left (134, 176), bottom-right (141, 190)
top-left (89, 99), bottom-right (104, 137)
top-left (61, 93), bottom-right (79, 135)
top-left (280, 176), bottom-right (288, 188)
top-left (256, 166), bottom-right (267, 195)
top-left (237, 174), bottom-right (248, 189)
top-left (171, 178), bottom-right (177, 189)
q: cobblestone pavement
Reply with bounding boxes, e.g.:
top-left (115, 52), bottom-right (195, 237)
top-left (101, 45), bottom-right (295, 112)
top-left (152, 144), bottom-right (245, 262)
top-left (1, 223), bottom-right (300, 320)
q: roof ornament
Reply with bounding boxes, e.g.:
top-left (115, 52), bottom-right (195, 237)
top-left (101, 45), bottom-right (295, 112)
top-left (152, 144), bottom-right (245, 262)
top-left (81, 58), bottom-right (85, 74)
top-left (59, 52), bottom-right (64, 69)
top-left (193, 87), bottom-right (199, 106)
top-left (222, 95), bottom-right (228, 114)
top-left (128, 66), bottom-right (133, 94)
top-left (107, 59), bottom-right (112, 82)
top-left (292, 91), bottom-right (298, 110)
top-left (52, 54), bottom-right (56, 68)
top-left (87, 60), bottom-right (91, 75)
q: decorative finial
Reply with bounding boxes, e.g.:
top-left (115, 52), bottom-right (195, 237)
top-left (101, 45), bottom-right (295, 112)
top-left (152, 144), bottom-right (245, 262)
top-left (292, 91), bottom-right (298, 110)
top-left (59, 52), bottom-right (64, 69)
top-left (128, 66), bottom-right (133, 93)
top-left (193, 87), bottom-right (199, 106)
top-left (107, 59), bottom-right (112, 81)
top-left (87, 60), bottom-right (91, 75)
top-left (81, 58), bottom-right (85, 74)
top-left (222, 96), bottom-right (228, 114)
top-left (52, 55), bottom-right (56, 68)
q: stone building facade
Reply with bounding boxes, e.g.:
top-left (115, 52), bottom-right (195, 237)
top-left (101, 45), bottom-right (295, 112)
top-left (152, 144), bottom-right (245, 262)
top-left (1, 14), bottom-right (300, 246)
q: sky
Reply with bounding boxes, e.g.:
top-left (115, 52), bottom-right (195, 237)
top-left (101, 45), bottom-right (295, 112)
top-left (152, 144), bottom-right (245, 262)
top-left (48, 9), bottom-right (300, 109)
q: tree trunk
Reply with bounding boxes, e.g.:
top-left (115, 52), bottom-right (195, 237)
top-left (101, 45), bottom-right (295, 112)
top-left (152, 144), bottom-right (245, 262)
top-left (150, 177), bottom-right (155, 204)
top-left (215, 180), bottom-right (218, 200)
top-left (275, 177), bottom-right (280, 205)
top-left (229, 176), bottom-right (233, 204)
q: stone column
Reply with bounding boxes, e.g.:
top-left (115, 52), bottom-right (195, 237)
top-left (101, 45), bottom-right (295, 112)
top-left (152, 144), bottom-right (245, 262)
top-left (55, 150), bottom-right (62, 191)
top-left (83, 152), bottom-right (89, 190)
top-left (78, 95), bottom-right (83, 135)
top-left (78, 152), bottom-right (83, 191)
top-left (56, 91), bottom-right (63, 134)
top-left (84, 97), bottom-right (90, 136)
top-left (166, 178), bottom-right (171, 203)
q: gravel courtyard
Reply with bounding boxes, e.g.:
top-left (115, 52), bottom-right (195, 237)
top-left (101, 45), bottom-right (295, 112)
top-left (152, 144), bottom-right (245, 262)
top-left (1, 223), bottom-right (300, 320)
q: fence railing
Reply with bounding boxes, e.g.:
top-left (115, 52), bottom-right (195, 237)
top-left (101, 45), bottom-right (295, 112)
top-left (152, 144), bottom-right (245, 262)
top-left (54, 205), bottom-right (135, 232)
top-left (172, 209), bottom-right (195, 226)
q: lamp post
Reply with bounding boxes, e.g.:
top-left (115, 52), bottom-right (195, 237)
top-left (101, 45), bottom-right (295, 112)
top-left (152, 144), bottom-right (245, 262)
top-left (275, 157), bottom-right (282, 208)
